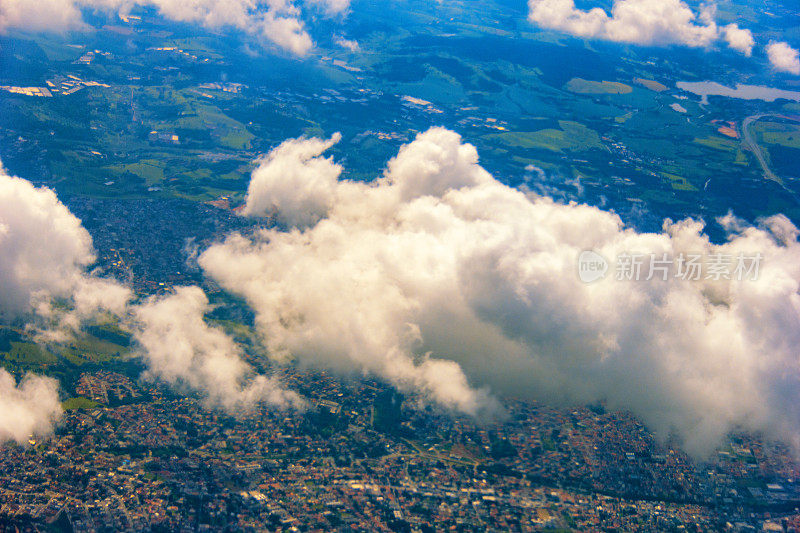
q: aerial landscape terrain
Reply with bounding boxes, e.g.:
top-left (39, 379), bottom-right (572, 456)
top-left (1, 0), bottom-right (800, 530)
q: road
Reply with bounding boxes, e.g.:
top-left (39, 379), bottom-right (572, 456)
top-left (741, 114), bottom-right (781, 184)
top-left (741, 113), bottom-right (800, 203)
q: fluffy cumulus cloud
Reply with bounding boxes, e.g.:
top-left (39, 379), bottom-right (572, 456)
top-left (722, 23), bottom-right (754, 56)
top-left (0, 0), bottom-right (85, 33)
top-left (333, 34), bottom-right (359, 52)
top-left (255, 10), bottom-right (312, 55)
top-left (0, 161), bottom-right (138, 444)
top-left (201, 127), bottom-right (800, 456)
top-left (0, 162), bottom-right (91, 319)
top-left (767, 41), bottom-right (800, 75)
top-left (241, 133), bottom-right (342, 228)
top-left (0, 0), bottom-right (352, 55)
top-left (0, 159), bottom-right (301, 434)
top-left (0, 370), bottom-right (61, 444)
top-left (527, 0), bottom-right (753, 54)
top-left (132, 286), bottom-right (306, 412)
top-left (0, 160), bottom-right (131, 335)
top-left (0, 161), bottom-right (132, 441)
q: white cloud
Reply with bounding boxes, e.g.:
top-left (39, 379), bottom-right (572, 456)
top-left (722, 23), bottom-right (754, 56)
top-left (0, 166), bottom-right (64, 444)
top-left (767, 41), bottom-right (800, 75)
top-left (241, 133), bottom-right (342, 227)
top-left (383, 127), bottom-right (493, 199)
top-left (308, 0), bottom-right (350, 16)
top-left (0, 370), bottom-right (61, 444)
top-left (254, 10), bottom-right (313, 56)
top-left (131, 286), bottom-right (305, 412)
top-left (201, 127), bottom-right (800, 456)
top-left (121, 0), bottom-right (314, 55)
top-left (333, 34), bottom-right (359, 52)
top-left (0, 0), bottom-right (317, 55)
top-left (120, 0), bottom-right (256, 28)
top-left (0, 161), bottom-right (131, 329)
top-left (0, 0), bottom-right (85, 33)
top-left (0, 160), bottom-right (299, 418)
top-left (527, 0), bottom-right (752, 54)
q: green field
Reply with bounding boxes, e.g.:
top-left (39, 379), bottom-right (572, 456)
top-left (487, 121), bottom-right (602, 153)
top-left (759, 123), bottom-right (800, 149)
top-left (566, 78), bottom-right (632, 95)
top-left (5, 342), bottom-right (57, 365)
top-left (634, 78), bottom-right (668, 92)
top-left (662, 172), bottom-right (698, 192)
top-left (693, 136), bottom-right (739, 152)
top-left (103, 160), bottom-right (166, 185)
top-left (62, 397), bottom-right (100, 411)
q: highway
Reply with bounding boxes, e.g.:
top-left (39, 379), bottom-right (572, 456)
top-left (741, 113), bottom-right (800, 202)
top-left (741, 114), bottom-right (780, 184)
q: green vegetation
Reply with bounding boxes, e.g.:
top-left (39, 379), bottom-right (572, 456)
top-left (487, 121), bottom-right (602, 153)
top-left (5, 341), bottom-right (57, 365)
top-left (615, 111), bottom-right (636, 124)
top-left (164, 37), bottom-right (226, 60)
top-left (30, 37), bottom-right (85, 62)
top-left (62, 397), bottom-right (100, 411)
top-left (0, 324), bottom-right (130, 379)
top-left (734, 150), bottom-right (749, 165)
top-left (489, 435), bottom-right (517, 459)
top-left (3, 1), bottom-right (798, 265)
top-left (541, 435), bottom-right (557, 451)
top-left (220, 130), bottom-right (256, 150)
top-left (662, 172), bottom-right (698, 192)
top-left (372, 390), bottom-right (404, 435)
top-left (693, 135), bottom-right (738, 152)
top-left (760, 125), bottom-right (800, 149)
top-left (565, 78), bottom-right (632, 95)
top-left (57, 334), bottom-right (128, 364)
top-left (103, 160), bottom-right (166, 185)
top-left (634, 78), bottom-right (667, 92)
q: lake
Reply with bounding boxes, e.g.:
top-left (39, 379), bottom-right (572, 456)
top-left (676, 81), bottom-right (800, 103)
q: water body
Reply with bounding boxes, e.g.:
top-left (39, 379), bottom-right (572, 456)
top-left (676, 81), bottom-right (800, 104)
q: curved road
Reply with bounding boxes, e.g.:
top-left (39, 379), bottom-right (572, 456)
top-left (741, 113), bottom-right (800, 202)
top-left (741, 114), bottom-right (780, 184)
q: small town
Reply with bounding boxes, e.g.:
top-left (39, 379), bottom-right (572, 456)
top-left (0, 368), bottom-right (798, 532)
